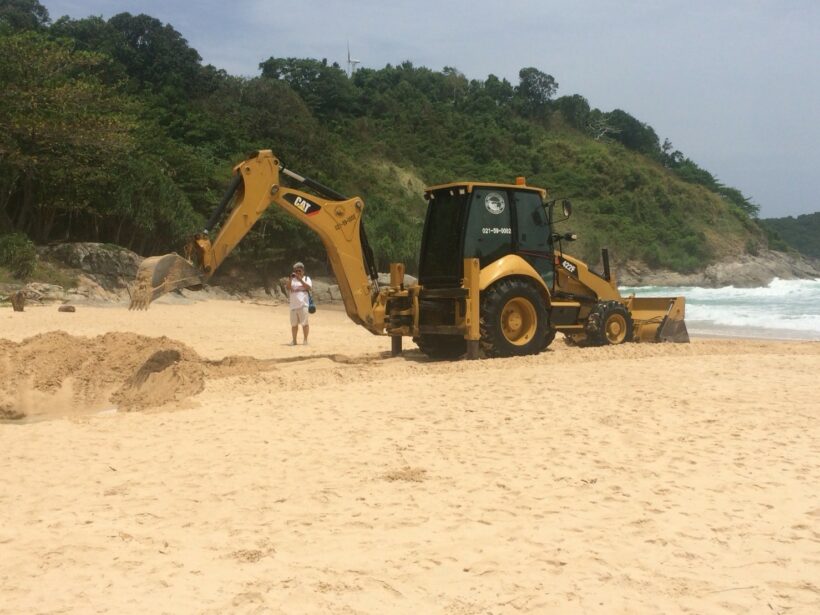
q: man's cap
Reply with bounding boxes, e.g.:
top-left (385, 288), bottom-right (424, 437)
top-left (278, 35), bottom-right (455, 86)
top-left (293, 261), bottom-right (304, 270)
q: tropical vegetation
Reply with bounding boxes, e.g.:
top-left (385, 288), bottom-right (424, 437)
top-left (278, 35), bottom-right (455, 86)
top-left (0, 0), bottom-right (782, 281)
top-left (760, 213), bottom-right (820, 260)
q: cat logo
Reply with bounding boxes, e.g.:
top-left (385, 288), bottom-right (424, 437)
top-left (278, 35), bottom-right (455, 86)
top-left (285, 193), bottom-right (321, 216)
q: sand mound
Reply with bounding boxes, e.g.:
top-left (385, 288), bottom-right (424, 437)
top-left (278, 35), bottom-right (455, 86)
top-left (0, 328), bottom-right (390, 421)
top-left (0, 332), bottom-right (207, 420)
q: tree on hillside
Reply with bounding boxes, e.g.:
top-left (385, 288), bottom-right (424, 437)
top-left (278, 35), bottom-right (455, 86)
top-left (0, 30), bottom-right (203, 249)
top-left (658, 142), bottom-right (759, 217)
top-left (0, 0), bottom-right (49, 31)
top-left (50, 16), bottom-right (130, 83)
top-left (441, 66), bottom-right (469, 104)
top-left (0, 31), bottom-right (133, 235)
top-left (586, 109), bottom-right (621, 141)
top-left (554, 94), bottom-right (590, 130)
top-left (760, 213), bottom-right (820, 258)
top-left (235, 77), bottom-right (326, 165)
top-left (660, 138), bottom-right (684, 167)
top-left (515, 67), bottom-right (558, 117)
top-left (604, 109), bottom-right (660, 157)
top-left (716, 185), bottom-right (759, 218)
top-left (107, 12), bottom-right (206, 98)
top-left (260, 57), bottom-right (357, 118)
top-left (53, 12), bottom-right (243, 157)
top-left (484, 74), bottom-right (515, 106)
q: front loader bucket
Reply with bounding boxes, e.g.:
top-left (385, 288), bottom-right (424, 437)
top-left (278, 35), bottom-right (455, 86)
top-left (657, 313), bottom-right (690, 343)
top-left (626, 296), bottom-right (689, 343)
top-left (129, 253), bottom-right (204, 310)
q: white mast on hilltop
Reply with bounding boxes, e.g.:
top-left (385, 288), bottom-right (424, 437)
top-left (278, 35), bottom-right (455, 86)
top-left (347, 42), bottom-right (360, 77)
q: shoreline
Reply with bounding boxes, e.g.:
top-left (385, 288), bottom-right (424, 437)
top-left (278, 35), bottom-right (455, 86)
top-left (685, 322), bottom-right (820, 342)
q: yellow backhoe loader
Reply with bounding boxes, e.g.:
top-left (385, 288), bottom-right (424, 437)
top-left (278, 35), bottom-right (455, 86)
top-left (130, 150), bottom-right (688, 359)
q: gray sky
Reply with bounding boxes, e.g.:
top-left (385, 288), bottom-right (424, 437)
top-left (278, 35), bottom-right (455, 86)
top-left (44, 0), bottom-right (820, 218)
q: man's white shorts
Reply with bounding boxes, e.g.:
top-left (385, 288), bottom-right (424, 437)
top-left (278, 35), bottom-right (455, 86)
top-left (290, 307), bottom-right (309, 326)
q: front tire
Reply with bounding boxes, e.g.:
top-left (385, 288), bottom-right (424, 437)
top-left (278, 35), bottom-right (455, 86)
top-left (480, 278), bottom-right (549, 358)
top-left (587, 301), bottom-right (634, 346)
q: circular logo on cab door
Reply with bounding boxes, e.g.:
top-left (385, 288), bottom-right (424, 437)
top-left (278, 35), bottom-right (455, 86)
top-left (484, 192), bottom-right (506, 215)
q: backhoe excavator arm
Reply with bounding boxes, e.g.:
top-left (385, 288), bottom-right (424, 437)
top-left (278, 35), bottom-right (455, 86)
top-left (130, 150), bottom-right (386, 333)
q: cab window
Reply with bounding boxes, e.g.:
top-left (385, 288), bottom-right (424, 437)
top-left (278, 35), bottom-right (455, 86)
top-left (514, 190), bottom-right (554, 287)
top-left (463, 188), bottom-right (513, 267)
top-left (419, 188), bottom-right (468, 283)
top-left (515, 191), bottom-right (550, 254)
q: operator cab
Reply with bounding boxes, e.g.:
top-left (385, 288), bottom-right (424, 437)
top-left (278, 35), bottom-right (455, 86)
top-left (419, 180), bottom-right (554, 288)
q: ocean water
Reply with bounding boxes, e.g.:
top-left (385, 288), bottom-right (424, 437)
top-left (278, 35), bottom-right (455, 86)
top-left (620, 278), bottom-right (820, 341)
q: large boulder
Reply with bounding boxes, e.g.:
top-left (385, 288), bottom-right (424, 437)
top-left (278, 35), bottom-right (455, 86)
top-left (40, 243), bottom-right (141, 291)
top-left (22, 282), bottom-right (65, 302)
top-left (310, 278), bottom-right (335, 303)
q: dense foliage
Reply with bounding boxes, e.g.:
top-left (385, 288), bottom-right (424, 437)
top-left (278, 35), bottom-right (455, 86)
top-left (0, 1), bottom-right (773, 275)
top-left (0, 231), bottom-right (36, 277)
top-left (760, 213), bottom-right (820, 259)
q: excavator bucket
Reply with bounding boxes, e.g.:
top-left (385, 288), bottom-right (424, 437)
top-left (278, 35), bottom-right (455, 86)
top-left (129, 253), bottom-right (203, 310)
top-left (626, 295), bottom-right (690, 343)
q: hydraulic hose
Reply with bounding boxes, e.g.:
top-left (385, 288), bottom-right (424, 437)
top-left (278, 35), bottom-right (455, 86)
top-left (205, 173), bottom-right (243, 233)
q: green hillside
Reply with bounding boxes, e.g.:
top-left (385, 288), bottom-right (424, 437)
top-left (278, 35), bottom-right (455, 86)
top-left (0, 2), bottom-right (769, 278)
top-left (760, 213), bottom-right (820, 260)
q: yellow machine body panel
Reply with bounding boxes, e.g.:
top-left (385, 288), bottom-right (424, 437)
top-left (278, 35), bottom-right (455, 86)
top-left (479, 254), bottom-right (550, 297)
top-left (554, 253), bottom-right (620, 301)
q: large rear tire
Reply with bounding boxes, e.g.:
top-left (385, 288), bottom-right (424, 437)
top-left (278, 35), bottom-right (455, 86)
top-left (587, 301), bottom-right (634, 346)
top-left (414, 335), bottom-right (467, 360)
top-left (480, 279), bottom-right (549, 358)
top-left (541, 327), bottom-right (557, 352)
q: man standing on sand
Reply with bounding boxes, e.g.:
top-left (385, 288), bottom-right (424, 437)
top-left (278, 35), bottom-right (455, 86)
top-left (287, 261), bottom-right (312, 345)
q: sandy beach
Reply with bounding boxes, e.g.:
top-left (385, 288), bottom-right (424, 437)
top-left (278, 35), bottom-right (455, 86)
top-left (1, 299), bottom-right (819, 614)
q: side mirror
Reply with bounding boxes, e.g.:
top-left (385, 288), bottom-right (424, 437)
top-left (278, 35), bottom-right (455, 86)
top-left (561, 199), bottom-right (572, 218)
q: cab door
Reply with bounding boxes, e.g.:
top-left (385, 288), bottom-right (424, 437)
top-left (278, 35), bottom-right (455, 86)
top-left (462, 187), bottom-right (514, 267)
top-left (513, 191), bottom-right (554, 288)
